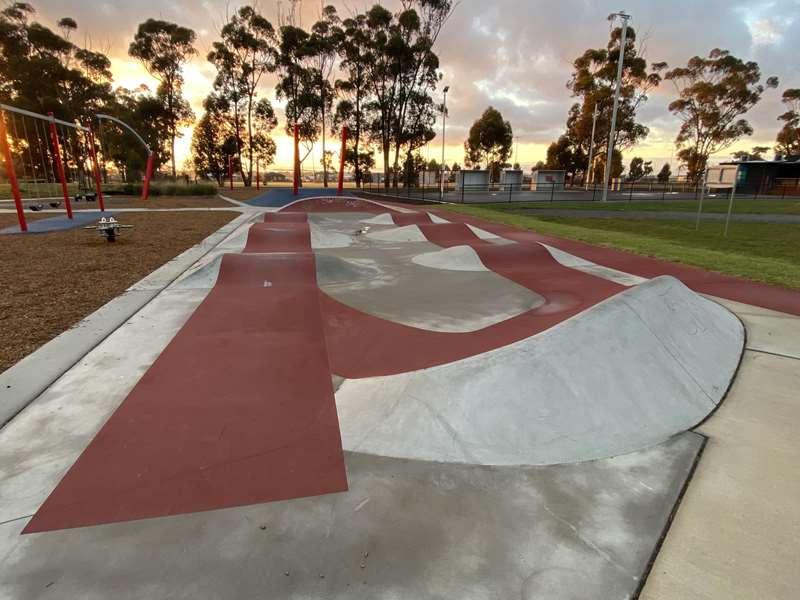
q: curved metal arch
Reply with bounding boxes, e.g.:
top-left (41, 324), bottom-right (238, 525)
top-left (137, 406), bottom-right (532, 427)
top-left (95, 114), bottom-right (152, 154)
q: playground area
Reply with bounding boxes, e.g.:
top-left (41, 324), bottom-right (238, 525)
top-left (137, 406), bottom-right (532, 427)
top-left (0, 210), bottom-right (237, 373)
top-left (1, 193), bottom-right (798, 599)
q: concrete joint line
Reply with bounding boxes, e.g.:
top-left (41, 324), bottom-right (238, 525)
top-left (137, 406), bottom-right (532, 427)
top-left (746, 347), bottom-right (800, 362)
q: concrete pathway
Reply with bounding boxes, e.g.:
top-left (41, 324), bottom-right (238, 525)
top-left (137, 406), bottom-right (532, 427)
top-left (640, 299), bottom-right (800, 600)
top-left (513, 208), bottom-right (800, 223)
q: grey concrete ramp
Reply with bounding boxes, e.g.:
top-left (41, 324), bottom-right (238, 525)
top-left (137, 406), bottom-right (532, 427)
top-left (1, 435), bottom-right (703, 600)
top-left (411, 245), bottom-right (488, 272)
top-left (336, 276), bottom-right (744, 465)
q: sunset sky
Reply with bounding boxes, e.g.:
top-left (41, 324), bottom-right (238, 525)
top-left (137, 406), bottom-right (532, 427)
top-left (31, 0), bottom-right (800, 173)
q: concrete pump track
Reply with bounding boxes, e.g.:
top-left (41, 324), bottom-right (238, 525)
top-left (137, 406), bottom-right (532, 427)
top-left (3, 194), bottom-right (794, 599)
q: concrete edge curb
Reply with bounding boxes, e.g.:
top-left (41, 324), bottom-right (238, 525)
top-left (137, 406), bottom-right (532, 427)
top-left (0, 211), bottom-right (256, 429)
top-left (217, 193), bottom-right (251, 208)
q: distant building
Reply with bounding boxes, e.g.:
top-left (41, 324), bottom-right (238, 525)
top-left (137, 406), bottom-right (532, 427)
top-left (531, 170), bottom-right (565, 191)
top-left (455, 169), bottom-right (490, 191)
top-left (418, 170), bottom-right (439, 186)
top-left (500, 169), bottom-right (523, 191)
top-left (720, 155), bottom-right (800, 193)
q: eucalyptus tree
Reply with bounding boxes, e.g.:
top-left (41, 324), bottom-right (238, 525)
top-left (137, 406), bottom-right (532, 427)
top-left (208, 6), bottom-right (278, 186)
top-left (388, 0), bottom-right (452, 186)
top-left (776, 89), bottom-right (800, 156)
top-left (666, 49), bottom-right (778, 182)
top-left (129, 19), bottom-right (197, 178)
top-left (333, 13), bottom-right (372, 186)
top-left (549, 26), bottom-right (665, 183)
top-left (275, 24), bottom-right (322, 185)
top-left (305, 6), bottom-right (340, 186)
top-left (0, 2), bottom-right (113, 120)
top-left (464, 106), bottom-right (513, 181)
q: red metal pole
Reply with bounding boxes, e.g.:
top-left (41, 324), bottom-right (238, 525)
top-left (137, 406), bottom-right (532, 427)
top-left (47, 113), bottom-right (72, 219)
top-left (142, 152), bottom-right (154, 200)
top-left (256, 159), bottom-right (260, 190)
top-left (86, 124), bottom-right (105, 211)
top-left (228, 155), bottom-right (233, 190)
top-left (337, 127), bottom-right (348, 196)
top-left (0, 111), bottom-right (27, 232)
top-left (293, 124), bottom-right (299, 196)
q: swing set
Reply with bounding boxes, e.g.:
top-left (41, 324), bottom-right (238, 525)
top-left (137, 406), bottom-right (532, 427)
top-left (0, 103), bottom-right (154, 233)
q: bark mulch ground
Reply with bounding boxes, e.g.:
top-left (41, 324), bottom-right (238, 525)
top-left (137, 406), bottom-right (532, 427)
top-left (0, 210), bottom-right (238, 374)
top-left (218, 188), bottom-right (266, 201)
top-left (72, 195), bottom-right (234, 210)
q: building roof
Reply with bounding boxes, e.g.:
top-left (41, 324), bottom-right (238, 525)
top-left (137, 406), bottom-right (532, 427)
top-left (721, 156), bottom-right (800, 166)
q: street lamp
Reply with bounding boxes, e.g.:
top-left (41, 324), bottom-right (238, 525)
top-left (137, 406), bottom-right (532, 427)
top-left (440, 85), bottom-right (449, 201)
top-left (601, 11), bottom-right (631, 202)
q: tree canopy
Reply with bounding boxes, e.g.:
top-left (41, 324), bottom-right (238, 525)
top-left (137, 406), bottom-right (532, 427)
top-left (129, 18), bottom-right (197, 177)
top-left (546, 26), bottom-right (665, 183)
top-left (775, 88), bottom-right (800, 157)
top-left (665, 48), bottom-right (778, 182)
top-left (464, 107), bottom-right (513, 182)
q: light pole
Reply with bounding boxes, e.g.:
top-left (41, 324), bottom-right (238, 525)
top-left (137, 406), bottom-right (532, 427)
top-left (585, 103), bottom-right (599, 190)
top-left (440, 85), bottom-right (449, 201)
top-left (601, 11), bottom-right (631, 202)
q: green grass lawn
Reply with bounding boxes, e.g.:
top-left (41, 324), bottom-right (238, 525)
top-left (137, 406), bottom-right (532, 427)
top-left (437, 204), bottom-right (800, 289)
top-left (472, 198), bottom-right (800, 215)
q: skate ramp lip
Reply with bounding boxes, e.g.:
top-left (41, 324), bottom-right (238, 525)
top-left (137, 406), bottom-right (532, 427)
top-left (412, 245), bottom-right (489, 272)
top-left (335, 275), bottom-right (744, 467)
top-left (366, 224), bottom-right (428, 243)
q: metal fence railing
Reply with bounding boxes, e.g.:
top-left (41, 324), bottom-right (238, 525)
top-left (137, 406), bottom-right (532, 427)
top-left (357, 179), bottom-right (800, 204)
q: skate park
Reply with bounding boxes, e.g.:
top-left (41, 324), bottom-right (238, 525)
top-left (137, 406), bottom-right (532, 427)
top-left (2, 0), bottom-right (800, 596)
top-left (4, 193), bottom-right (795, 599)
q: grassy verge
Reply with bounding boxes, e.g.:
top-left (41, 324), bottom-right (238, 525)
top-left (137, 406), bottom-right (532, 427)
top-left (0, 211), bottom-right (237, 373)
top-left (470, 198), bottom-right (800, 215)
top-left (437, 204), bottom-right (800, 289)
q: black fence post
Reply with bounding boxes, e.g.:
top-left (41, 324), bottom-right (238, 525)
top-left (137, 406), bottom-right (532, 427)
top-left (591, 183), bottom-right (597, 202)
top-left (550, 183), bottom-right (555, 202)
top-left (628, 181), bottom-right (634, 203)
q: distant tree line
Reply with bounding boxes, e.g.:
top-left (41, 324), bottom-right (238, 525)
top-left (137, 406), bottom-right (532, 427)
top-left (541, 26), bottom-right (790, 184)
top-left (0, 1), bottom-right (455, 188)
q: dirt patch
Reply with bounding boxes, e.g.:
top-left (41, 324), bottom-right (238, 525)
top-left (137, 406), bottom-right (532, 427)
top-left (70, 195), bottom-right (234, 210)
top-left (0, 211), bottom-right (238, 374)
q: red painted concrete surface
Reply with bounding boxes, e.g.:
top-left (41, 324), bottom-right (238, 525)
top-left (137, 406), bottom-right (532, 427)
top-left (25, 226), bottom-right (347, 533)
top-left (428, 208), bottom-right (800, 317)
top-left (322, 222), bottom-right (623, 378)
top-left (263, 212), bottom-right (308, 223)
top-left (391, 212), bottom-right (433, 226)
top-left (243, 222), bottom-right (312, 253)
top-left (283, 197), bottom-right (394, 213)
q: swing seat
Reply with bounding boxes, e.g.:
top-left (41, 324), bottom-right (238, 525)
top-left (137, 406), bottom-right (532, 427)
top-left (49, 201), bottom-right (61, 208)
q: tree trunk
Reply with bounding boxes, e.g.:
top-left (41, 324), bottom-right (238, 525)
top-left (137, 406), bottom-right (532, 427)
top-left (354, 90), bottom-right (362, 188)
top-left (383, 141), bottom-right (390, 190)
top-left (321, 82), bottom-right (328, 187)
top-left (170, 127), bottom-right (177, 180)
top-left (246, 94), bottom-right (254, 187)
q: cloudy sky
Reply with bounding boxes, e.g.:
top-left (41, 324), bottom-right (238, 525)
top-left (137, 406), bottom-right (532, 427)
top-left (31, 0), bottom-right (800, 172)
